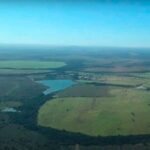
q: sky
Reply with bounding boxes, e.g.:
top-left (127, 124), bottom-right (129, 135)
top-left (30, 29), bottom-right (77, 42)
top-left (0, 0), bottom-right (150, 48)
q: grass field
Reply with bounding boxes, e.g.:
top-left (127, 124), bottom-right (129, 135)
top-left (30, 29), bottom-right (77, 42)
top-left (98, 75), bottom-right (150, 87)
top-left (57, 84), bottom-right (111, 97)
top-left (0, 60), bottom-right (66, 69)
top-left (78, 74), bottom-right (150, 87)
top-left (38, 87), bottom-right (150, 136)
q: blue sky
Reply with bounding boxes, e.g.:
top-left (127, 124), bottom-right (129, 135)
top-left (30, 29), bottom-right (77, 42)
top-left (0, 0), bottom-right (150, 48)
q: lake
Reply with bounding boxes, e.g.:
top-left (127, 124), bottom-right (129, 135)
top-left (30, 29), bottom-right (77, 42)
top-left (37, 79), bottom-right (75, 95)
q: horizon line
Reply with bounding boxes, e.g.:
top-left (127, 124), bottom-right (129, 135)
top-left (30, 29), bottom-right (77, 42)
top-left (0, 43), bottom-right (150, 50)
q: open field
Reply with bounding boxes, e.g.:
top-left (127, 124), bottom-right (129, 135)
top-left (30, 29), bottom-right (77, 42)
top-left (78, 74), bottom-right (150, 88)
top-left (57, 84), bottom-right (111, 97)
top-left (38, 87), bottom-right (150, 136)
top-left (98, 75), bottom-right (150, 87)
top-left (0, 60), bottom-right (66, 69)
top-left (82, 57), bottom-right (150, 73)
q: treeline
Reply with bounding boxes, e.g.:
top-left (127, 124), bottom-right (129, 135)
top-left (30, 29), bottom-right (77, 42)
top-left (34, 126), bottom-right (150, 146)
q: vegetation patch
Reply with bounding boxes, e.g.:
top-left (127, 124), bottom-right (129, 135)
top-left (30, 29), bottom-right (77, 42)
top-left (0, 60), bottom-right (66, 69)
top-left (38, 88), bottom-right (150, 136)
top-left (57, 84), bottom-right (111, 97)
top-left (0, 101), bottom-right (22, 109)
top-left (0, 77), bottom-right (46, 101)
top-left (0, 124), bottom-right (52, 150)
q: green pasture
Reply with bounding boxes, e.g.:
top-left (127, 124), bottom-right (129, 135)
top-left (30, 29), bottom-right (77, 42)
top-left (38, 88), bottom-right (150, 136)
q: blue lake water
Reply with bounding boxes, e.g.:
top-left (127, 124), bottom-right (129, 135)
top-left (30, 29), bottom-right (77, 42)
top-left (37, 79), bottom-right (75, 95)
